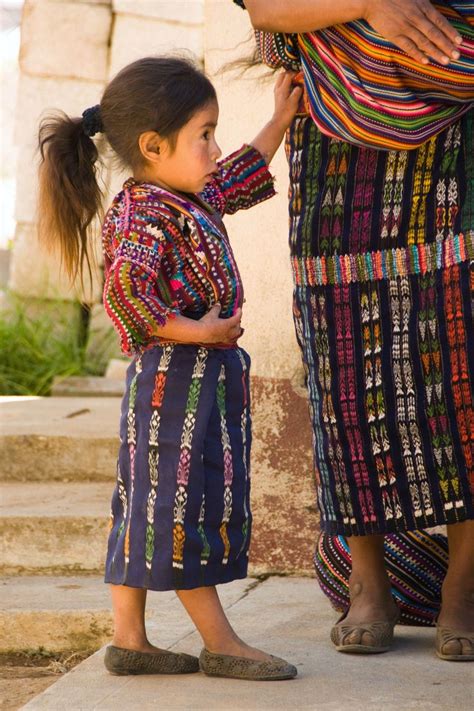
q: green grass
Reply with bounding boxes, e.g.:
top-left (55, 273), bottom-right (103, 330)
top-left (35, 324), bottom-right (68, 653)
top-left (0, 297), bottom-right (112, 396)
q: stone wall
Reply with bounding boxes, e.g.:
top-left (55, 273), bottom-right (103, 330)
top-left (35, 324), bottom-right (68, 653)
top-left (10, 0), bottom-right (318, 571)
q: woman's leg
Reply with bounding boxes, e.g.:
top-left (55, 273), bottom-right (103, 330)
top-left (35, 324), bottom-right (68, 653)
top-left (438, 520), bottom-right (474, 653)
top-left (341, 534), bottom-right (398, 645)
top-left (177, 586), bottom-right (271, 661)
top-left (110, 584), bottom-right (163, 653)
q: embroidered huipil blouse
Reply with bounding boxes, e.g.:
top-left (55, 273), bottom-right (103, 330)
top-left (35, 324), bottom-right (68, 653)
top-left (102, 145), bottom-right (275, 356)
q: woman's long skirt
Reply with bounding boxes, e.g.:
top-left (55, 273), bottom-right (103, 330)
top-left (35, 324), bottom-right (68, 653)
top-left (288, 111), bottom-right (474, 536)
top-left (105, 344), bottom-right (252, 591)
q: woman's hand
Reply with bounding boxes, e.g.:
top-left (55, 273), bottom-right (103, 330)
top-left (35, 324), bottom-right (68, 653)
top-left (272, 71), bottom-right (304, 132)
top-left (199, 304), bottom-right (243, 344)
top-left (364, 0), bottom-right (462, 65)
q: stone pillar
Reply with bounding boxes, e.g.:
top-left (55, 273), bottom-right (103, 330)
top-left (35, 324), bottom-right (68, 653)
top-left (9, 0), bottom-right (112, 305)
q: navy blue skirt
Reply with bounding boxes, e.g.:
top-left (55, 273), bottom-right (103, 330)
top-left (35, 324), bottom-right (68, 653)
top-left (105, 344), bottom-right (252, 591)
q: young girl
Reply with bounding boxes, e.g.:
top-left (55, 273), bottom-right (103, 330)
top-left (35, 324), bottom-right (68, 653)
top-left (38, 56), bottom-right (301, 681)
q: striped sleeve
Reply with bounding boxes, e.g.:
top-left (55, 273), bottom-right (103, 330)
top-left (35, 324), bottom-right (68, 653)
top-left (201, 144), bottom-right (276, 215)
top-left (103, 210), bottom-right (180, 356)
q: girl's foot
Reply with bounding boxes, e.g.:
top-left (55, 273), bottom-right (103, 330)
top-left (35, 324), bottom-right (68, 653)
top-left (204, 637), bottom-right (272, 662)
top-left (199, 648), bottom-right (297, 681)
top-left (104, 645), bottom-right (199, 675)
top-left (111, 639), bottom-right (171, 655)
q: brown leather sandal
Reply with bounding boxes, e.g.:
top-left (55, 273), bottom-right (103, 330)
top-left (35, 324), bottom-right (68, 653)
top-left (436, 625), bottom-right (474, 661)
top-left (330, 607), bottom-right (400, 654)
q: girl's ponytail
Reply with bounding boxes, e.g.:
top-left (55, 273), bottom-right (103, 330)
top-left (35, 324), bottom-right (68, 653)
top-left (38, 108), bottom-right (103, 286)
top-left (37, 57), bottom-right (217, 286)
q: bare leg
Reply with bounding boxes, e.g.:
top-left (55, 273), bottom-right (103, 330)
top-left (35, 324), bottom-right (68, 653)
top-left (341, 534), bottom-right (398, 646)
top-left (177, 586), bottom-right (272, 661)
top-left (110, 584), bottom-right (165, 653)
top-left (438, 520), bottom-right (474, 654)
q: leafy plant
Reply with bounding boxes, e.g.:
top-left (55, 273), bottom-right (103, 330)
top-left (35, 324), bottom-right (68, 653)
top-left (0, 296), bottom-right (113, 395)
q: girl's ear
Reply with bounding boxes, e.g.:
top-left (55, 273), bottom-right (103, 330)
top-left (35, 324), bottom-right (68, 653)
top-left (138, 131), bottom-right (164, 164)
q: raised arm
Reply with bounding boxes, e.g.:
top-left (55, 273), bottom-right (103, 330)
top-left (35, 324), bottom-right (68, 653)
top-left (243, 0), bottom-right (367, 32)
top-left (242, 0), bottom-right (462, 66)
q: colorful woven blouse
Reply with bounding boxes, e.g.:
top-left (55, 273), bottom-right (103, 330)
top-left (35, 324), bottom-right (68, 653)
top-left (102, 145), bottom-right (275, 356)
top-left (234, 0), bottom-right (474, 150)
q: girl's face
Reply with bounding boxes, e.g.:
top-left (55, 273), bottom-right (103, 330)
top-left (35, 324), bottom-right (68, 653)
top-left (138, 99), bottom-right (222, 194)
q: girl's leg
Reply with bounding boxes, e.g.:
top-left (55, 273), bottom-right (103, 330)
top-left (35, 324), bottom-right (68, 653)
top-left (342, 534), bottom-right (398, 645)
top-left (438, 520), bottom-right (474, 653)
top-left (177, 586), bottom-right (271, 661)
top-left (111, 584), bottom-right (163, 653)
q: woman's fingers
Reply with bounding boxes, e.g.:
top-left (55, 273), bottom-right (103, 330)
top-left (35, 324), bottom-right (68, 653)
top-left (422, 1), bottom-right (463, 47)
top-left (365, 0), bottom-right (462, 65)
top-left (409, 8), bottom-right (461, 63)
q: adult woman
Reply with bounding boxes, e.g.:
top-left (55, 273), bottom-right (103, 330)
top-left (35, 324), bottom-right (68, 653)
top-left (235, 0), bottom-right (474, 659)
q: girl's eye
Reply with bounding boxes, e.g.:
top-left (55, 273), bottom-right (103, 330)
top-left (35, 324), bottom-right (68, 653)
top-left (203, 131), bottom-right (210, 140)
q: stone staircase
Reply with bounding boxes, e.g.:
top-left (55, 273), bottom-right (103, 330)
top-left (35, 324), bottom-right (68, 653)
top-left (0, 396), bottom-right (121, 653)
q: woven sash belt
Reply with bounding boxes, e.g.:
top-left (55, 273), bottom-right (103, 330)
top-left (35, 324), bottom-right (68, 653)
top-left (291, 231), bottom-right (474, 287)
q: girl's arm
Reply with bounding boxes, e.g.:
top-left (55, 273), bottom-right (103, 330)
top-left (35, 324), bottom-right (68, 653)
top-left (200, 71), bottom-right (301, 215)
top-left (104, 210), bottom-right (243, 353)
top-left (151, 305), bottom-right (242, 345)
top-left (249, 71), bottom-right (302, 166)
top-left (243, 0), bottom-right (462, 66)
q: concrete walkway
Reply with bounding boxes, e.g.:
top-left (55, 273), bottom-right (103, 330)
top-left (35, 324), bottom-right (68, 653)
top-left (22, 579), bottom-right (471, 711)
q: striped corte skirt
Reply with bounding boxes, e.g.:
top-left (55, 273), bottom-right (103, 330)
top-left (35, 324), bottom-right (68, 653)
top-left (105, 344), bottom-right (252, 591)
top-left (288, 111), bottom-right (474, 536)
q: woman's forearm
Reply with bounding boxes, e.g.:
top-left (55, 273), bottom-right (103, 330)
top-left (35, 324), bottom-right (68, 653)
top-left (243, 0), bottom-right (367, 32)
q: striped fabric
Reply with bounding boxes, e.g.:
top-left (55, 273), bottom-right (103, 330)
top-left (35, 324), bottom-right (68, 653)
top-left (102, 145), bottom-right (274, 355)
top-left (234, 1), bottom-right (474, 150)
top-left (315, 531), bottom-right (448, 626)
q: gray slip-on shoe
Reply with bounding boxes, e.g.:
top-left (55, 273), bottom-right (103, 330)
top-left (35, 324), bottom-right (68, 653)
top-left (104, 645), bottom-right (200, 675)
top-left (199, 648), bottom-right (297, 681)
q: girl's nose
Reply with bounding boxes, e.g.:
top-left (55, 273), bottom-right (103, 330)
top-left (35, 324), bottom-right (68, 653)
top-left (212, 140), bottom-right (222, 161)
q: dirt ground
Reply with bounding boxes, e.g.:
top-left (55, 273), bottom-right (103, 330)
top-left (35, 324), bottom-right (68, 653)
top-left (0, 652), bottom-right (90, 710)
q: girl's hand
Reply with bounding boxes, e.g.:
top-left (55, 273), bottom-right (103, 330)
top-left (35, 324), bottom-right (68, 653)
top-left (250, 71), bottom-right (303, 164)
top-left (272, 71), bottom-right (303, 132)
top-left (364, 0), bottom-right (462, 66)
top-left (199, 304), bottom-right (243, 344)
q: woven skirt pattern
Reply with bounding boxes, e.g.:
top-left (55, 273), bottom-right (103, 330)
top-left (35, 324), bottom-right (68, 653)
top-left (105, 344), bottom-right (252, 591)
top-left (314, 531), bottom-right (448, 626)
top-left (288, 113), bottom-right (474, 536)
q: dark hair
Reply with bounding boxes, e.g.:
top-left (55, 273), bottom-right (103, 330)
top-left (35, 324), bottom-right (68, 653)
top-left (38, 56), bottom-right (217, 284)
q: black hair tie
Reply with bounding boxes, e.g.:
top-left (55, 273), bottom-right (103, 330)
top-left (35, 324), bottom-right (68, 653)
top-left (82, 105), bottom-right (103, 137)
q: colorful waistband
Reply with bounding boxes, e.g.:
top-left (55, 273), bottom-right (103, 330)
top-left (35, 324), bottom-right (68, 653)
top-left (291, 232), bottom-right (473, 287)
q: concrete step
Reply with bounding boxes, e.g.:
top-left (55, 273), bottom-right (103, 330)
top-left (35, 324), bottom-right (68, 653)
top-left (0, 482), bottom-right (110, 574)
top-left (51, 376), bottom-right (125, 398)
top-left (0, 576), bottom-right (113, 653)
top-left (22, 578), bottom-right (470, 711)
top-left (0, 396), bottom-right (120, 482)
